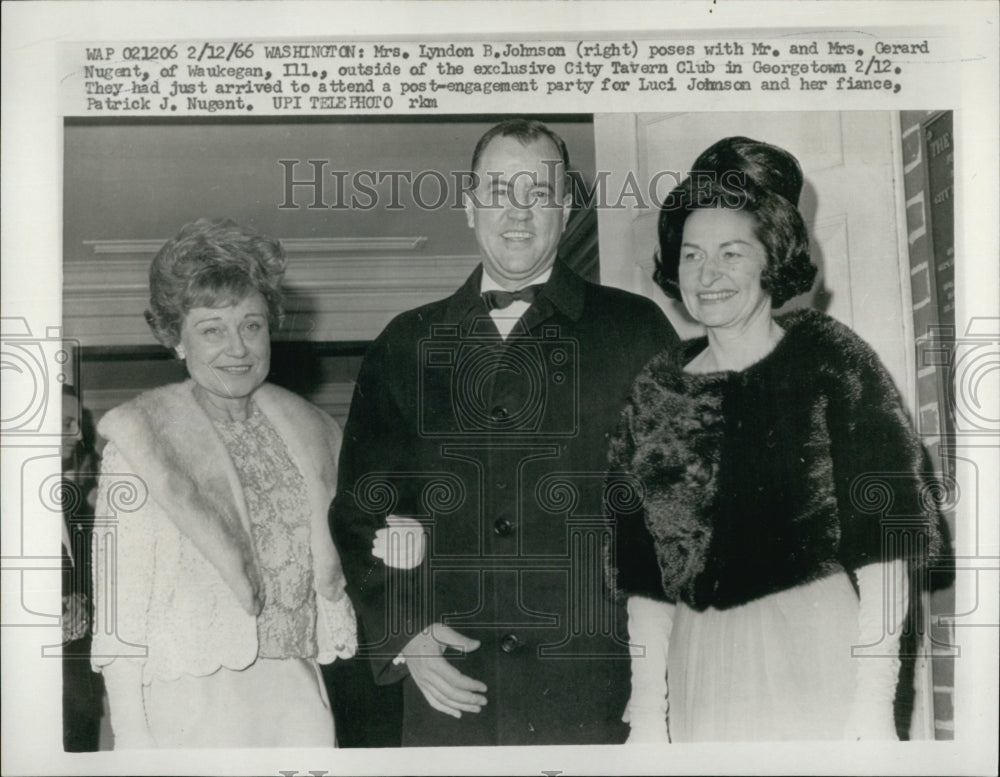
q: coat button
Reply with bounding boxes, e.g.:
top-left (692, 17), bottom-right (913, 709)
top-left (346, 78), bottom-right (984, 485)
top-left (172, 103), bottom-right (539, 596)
top-left (500, 633), bottom-right (520, 653)
top-left (493, 518), bottom-right (513, 536)
top-left (491, 405), bottom-right (509, 422)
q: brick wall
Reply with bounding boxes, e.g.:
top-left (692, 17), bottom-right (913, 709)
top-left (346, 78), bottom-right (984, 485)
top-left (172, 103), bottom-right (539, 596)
top-left (898, 109), bottom-right (956, 740)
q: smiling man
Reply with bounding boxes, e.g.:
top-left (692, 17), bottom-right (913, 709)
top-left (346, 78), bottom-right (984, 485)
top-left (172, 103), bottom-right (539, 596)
top-left (330, 118), bottom-right (678, 746)
top-left (464, 129), bottom-right (571, 289)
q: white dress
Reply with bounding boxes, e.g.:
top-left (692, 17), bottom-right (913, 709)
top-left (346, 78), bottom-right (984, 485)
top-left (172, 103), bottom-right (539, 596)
top-left (667, 573), bottom-right (859, 741)
top-left (97, 406), bottom-right (338, 747)
top-left (664, 342), bottom-right (860, 742)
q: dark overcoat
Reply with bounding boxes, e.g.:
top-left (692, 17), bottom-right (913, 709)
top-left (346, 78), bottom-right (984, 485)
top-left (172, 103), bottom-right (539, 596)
top-left (331, 261), bottom-right (677, 746)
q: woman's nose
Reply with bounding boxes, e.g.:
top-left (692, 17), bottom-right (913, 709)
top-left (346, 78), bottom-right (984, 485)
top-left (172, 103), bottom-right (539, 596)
top-left (225, 330), bottom-right (249, 356)
top-left (699, 254), bottom-right (723, 285)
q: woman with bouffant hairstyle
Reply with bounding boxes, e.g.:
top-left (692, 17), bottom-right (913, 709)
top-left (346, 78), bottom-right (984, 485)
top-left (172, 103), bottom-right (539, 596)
top-left (91, 218), bottom-right (356, 748)
top-left (608, 138), bottom-right (949, 742)
top-left (143, 219), bottom-right (286, 350)
top-left (655, 136), bottom-right (816, 310)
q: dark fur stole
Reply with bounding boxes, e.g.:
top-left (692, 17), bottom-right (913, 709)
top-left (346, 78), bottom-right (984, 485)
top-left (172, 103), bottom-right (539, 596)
top-left (608, 308), bottom-right (950, 610)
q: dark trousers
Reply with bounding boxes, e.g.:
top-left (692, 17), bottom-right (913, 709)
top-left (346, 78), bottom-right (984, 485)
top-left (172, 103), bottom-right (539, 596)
top-left (322, 619), bottom-right (404, 748)
top-left (63, 637), bottom-right (104, 752)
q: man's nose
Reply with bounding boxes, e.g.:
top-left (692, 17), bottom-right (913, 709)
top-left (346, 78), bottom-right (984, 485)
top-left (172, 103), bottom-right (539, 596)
top-left (505, 198), bottom-right (532, 220)
top-left (503, 183), bottom-right (536, 218)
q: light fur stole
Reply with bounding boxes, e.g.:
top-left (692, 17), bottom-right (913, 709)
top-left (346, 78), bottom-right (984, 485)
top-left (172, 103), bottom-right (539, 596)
top-left (97, 380), bottom-right (344, 614)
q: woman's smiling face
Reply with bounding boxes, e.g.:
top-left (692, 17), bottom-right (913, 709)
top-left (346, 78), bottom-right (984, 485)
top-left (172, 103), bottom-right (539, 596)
top-left (678, 206), bottom-right (772, 330)
top-left (176, 291), bottom-right (271, 406)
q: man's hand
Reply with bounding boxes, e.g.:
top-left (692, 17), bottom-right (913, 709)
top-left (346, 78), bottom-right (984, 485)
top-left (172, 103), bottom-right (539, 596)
top-left (401, 623), bottom-right (487, 719)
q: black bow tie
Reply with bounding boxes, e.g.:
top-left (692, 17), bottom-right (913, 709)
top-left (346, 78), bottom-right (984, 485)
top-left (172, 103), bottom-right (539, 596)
top-left (481, 284), bottom-right (544, 311)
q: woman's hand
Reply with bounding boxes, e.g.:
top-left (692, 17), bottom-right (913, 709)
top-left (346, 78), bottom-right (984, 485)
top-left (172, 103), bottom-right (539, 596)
top-left (845, 560), bottom-right (907, 741)
top-left (624, 596), bottom-right (673, 744)
top-left (61, 592), bottom-right (89, 643)
top-left (400, 624), bottom-right (487, 719)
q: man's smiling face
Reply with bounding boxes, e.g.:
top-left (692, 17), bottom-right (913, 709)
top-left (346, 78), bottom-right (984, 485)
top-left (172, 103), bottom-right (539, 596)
top-left (464, 135), bottom-right (571, 291)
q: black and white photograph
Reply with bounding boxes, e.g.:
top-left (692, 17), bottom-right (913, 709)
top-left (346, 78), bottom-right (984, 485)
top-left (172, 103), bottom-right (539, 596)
top-left (2, 3), bottom-right (998, 776)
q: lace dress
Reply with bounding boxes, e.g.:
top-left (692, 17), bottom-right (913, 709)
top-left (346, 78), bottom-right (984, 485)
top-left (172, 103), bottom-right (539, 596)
top-left (215, 407), bottom-right (319, 659)
top-left (141, 406), bottom-right (336, 747)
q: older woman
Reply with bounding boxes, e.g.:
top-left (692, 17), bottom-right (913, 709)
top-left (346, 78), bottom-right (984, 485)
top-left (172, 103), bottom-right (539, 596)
top-left (609, 137), bottom-right (948, 742)
top-left (90, 218), bottom-right (356, 748)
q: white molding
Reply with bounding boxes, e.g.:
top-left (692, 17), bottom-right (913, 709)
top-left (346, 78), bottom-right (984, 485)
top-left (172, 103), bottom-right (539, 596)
top-left (64, 254), bottom-right (479, 294)
top-left (63, 253), bottom-right (481, 345)
top-left (81, 236), bottom-right (428, 255)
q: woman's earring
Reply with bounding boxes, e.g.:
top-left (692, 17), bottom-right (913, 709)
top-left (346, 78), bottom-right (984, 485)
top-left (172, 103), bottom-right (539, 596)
top-left (175, 346), bottom-right (185, 360)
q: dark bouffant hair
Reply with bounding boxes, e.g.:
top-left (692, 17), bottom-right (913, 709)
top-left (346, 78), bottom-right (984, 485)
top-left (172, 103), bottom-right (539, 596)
top-left (689, 135), bottom-right (804, 206)
top-left (144, 218), bottom-right (286, 350)
top-left (654, 137), bottom-right (817, 309)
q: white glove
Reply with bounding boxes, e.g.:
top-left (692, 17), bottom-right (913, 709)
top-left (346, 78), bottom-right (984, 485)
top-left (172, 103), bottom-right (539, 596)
top-left (102, 659), bottom-right (156, 748)
top-left (623, 596), bottom-right (674, 744)
top-left (373, 515), bottom-right (427, 570)
top-left (845, 560), bottom-right (907, 740)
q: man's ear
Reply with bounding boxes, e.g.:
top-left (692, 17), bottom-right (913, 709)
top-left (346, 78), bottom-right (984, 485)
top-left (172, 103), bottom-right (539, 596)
top-left (463, 192), bottom-right (476, 229)
top-left (560, 193), bottom-right (572, 230)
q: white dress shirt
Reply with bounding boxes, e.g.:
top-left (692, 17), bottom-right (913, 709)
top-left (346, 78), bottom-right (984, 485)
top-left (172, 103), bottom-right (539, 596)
top-left (480, 267), bottom-right (552, 340)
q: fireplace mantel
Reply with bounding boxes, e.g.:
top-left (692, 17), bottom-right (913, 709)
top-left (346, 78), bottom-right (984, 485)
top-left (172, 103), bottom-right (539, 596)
top-left (64, 237), bottom-right (479, 346)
